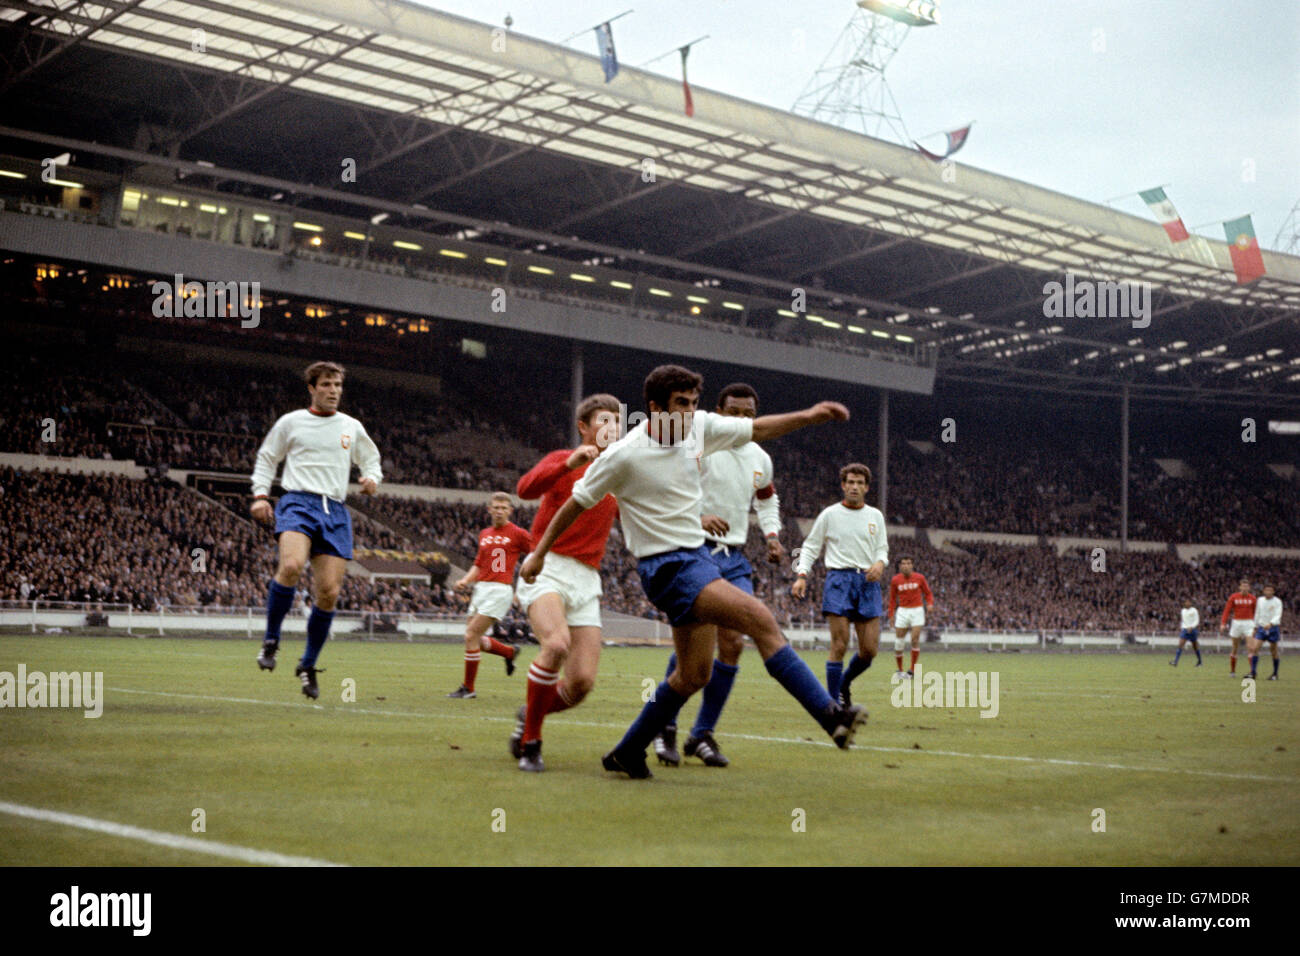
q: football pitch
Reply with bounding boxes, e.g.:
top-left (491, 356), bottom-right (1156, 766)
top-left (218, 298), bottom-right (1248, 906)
top-left (1, 635), bottom-right (1296, 867)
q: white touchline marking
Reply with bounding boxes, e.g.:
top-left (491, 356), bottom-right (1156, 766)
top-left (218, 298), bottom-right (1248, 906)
top-left (104, 687), bottom-right (1292, 783)
top-left (0, 800), bottom-right (346, 867)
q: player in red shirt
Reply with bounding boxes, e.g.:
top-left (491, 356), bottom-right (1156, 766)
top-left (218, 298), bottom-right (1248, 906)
top-left (1219, 577), bottom-right (1256, 677)
top-left (507, 394), bottom-right (622, 772)
top-left (887, 557), bottom-right (935, 677)
top-left (446, 492), bottom-right (532, 698)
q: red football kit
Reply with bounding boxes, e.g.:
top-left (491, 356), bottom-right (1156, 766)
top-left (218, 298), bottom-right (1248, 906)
top-left (1221, 592), bottom-right (1257, 625)
top-left (887, 572), bottom-right (934, 617)
top-left (473, 522), bottom-right (533, 583)
top-left (516, 449), bottom-right (618, 568)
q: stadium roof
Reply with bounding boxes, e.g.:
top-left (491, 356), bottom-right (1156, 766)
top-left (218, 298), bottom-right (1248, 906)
top-left (1, 0), bottom-right (1298, 404)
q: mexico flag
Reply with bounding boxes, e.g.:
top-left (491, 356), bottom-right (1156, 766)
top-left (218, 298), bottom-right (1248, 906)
top-left (1138, 187), bottom-right (1189, 242)
top-left (1224, 215), bottom-right (1266, 284)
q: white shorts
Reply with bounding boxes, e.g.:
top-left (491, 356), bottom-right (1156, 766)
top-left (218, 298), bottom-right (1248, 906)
top-left (1228, 619), bottom-right (1255, 639)
top-left (894, 606), bottom-right (926, 630)
top-left (467, 581), bottom-right (514, 621)
top-left (514, 552), bottom-right (603, 629)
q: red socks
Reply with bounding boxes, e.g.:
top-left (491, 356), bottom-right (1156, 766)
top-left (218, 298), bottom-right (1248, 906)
top-left (483, 637), bottom-right (514, 659)
top-left (911, 648), bottom-right (920, 671)
top-left (463, 652), bottom-right (480, 691)
top-left (524, 663), bottom-right (560, 743)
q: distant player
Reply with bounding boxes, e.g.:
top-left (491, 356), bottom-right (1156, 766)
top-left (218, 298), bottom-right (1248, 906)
top-left (508, 394), bottom-right (622, 772)
top-left (1171, 598), bottom-right (1202, 666)
top-left (521, 364), bottom-right (866, 779)
top-left (1219, 578), bottom-right (1256, 677)
top-left (251, 361), bottom-right (382, 700)
top-left (1248, 584), bottom-right (1282, 681)
top-left (792, 463), bottom-right (888, 707)
top-left (887, 556), bottom-right (934, 677)
top-left (652, 383), bottom-right (784, 769)
top-left (446, 493), bottom-right (531, 699)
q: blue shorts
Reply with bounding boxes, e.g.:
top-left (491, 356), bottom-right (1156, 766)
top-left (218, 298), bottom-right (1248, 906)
top-left (275, 491), bottom-right (353, 560)
top-left (1180, 628), bottom-right (1199, 641)
top-left (704, 542), bottom-right (754, 596)
top-left (822, 568), bottom-right (882, 622)
top-left (1255, 626), bottom-right (1280, 644)
top-left (638, 545), bottom-right (723, 626)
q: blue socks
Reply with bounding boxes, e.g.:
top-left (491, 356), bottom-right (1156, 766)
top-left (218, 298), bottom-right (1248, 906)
top-left (1273, 657), bottom-right (1279, 677)
top-left (264, 579), bottom-right (295, 646)
top-left (300, 607), bottom-right (334, 669)
top-left (614, 681), bottom-right (688, 754)
top-left (663, 652), bottom-right (739, 735)
top-left (1250, 654), bottom-right (1259, 678)
top-left (1173, 647), bottom-right (1183, 664)
top-left (826, 660), bottom-right (843, 700)
top-left (766, 645), bottom-right (835, 730)
top-left (692, 661), bottom-right (739, 736)
top-left (842, 652), bottom-right (872, 691)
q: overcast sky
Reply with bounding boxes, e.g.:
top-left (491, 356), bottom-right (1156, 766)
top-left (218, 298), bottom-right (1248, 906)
top-left (414, 0), bottom-right (1300, 251)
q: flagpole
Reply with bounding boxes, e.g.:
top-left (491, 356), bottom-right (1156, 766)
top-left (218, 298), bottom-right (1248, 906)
top-left (1189, 214), bottom-right (1252, 230)
top-left (639, 35), bottom-right (710, 68)
top-left (1104, 184), bottom-right (1171, 206)
top-left (559, 9), bottom-right (634, 45)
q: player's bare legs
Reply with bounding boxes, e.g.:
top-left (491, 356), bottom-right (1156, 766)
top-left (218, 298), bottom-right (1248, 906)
top-left (1230, 634), bottom-right (1242, 675)
top-left (1246, 634), bottom-right (1261, 680)
top-left (909, 624), bottom-right (923, 674)
top-left (450, 613), bottom-right (496, 698)
top-left (512, 593), bottom-right (602, 768)
top-left (257, 530), bottom-right (313, 673)
top-left (894, 624), bottom-right (909, 672)
top-left (855, 618), bottom-right (880, 660)
top-left (308, 553), bottom-right (346, 611)
top-left (274, 530), bottom-right (312, 588)
top-left (666, 621), bottom-right (719, 696)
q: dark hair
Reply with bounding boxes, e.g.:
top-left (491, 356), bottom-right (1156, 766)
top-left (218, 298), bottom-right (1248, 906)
top-left (576, 393), bottom-right (620, 425)
top-left (644, 364), bottom-right (703, 410)
top-left (840, 462), bottom-right (871, 486)
top-left (899, 556), bottom-right (913, 565)
top-left (716, 382), bottom-right (758, 411)
top-left (304, 361), bottom-right (345, 386)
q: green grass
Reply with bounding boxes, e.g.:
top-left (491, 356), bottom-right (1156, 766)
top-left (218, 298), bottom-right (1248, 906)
top-left (1, 635), bottom-right (1296, 866)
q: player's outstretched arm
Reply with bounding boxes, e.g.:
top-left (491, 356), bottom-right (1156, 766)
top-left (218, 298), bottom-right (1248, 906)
top-left (751, 401), bottom-right (849, 443)
top-left (520, 497), bottom-right (587, 583)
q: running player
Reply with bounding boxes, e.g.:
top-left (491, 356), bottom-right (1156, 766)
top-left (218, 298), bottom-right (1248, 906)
top-left (792, 463), bottom-right (888, 707)
top-left (1248, 584), bottom-right (1282, 681)
top-left (445, 493), bottom-right (530, 698)
top-left (1219, 578), bottom-right (1256, 677)
top-left (251, 361), bottom-right (382, 700)
top-left (521, 364), bottom-right (865, 779)
top-left (1172, 598), bottom-right (1201, 666)
top-left (652, 382), bottom-right (783, 769)
top-left (887, 556), bottom-right (934, 678)
top-left (508, 394), bottom-right (622, 771)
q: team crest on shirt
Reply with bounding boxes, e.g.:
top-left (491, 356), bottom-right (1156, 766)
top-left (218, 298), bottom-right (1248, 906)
top-left (868, 522), bottom-right (877, 535)
top-left (752, 469), bottom-right (762, 488)
top-left (340, 434), bottom-right (351, 449)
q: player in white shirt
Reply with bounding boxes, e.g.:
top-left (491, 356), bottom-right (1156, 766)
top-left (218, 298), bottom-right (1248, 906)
top-left (1248, 584), bottom-right (1283, 680)
top-left (521, 364), bottom-right (866, 778)
top-left (249, 361), bottom-right (382, 699)
top-left (1171, 600), bottom-right (1202, 666)
top-left (652, 383), bottom-right (784, 769)
top-left (792, 463), bottom-right (888, 707)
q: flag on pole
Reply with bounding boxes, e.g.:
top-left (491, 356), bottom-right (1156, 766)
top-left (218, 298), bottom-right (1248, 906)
top-left (680, 45), bottom-right (694, 116)
top-left (913, 124), bottom-right (971, 162)
top-left (1223, 214), bottom-right (1266, 284)
top-left (1138, 187), bottom-right (1189, 242)
top-left (595, 22), bottom-right (618, 83)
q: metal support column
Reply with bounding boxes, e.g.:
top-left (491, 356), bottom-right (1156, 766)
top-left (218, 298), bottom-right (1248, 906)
top-left (570, 342), bottom-right (584, 447)
top-left (1120, 385), bottom-right (1129, 552)
top-left (878, 389), bottom-right (889, 517)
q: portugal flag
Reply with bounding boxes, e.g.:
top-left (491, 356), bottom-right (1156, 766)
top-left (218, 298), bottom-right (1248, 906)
top-left (1138, 187), bottom-right (1189, 242)
top-left (1223, 214), bottom-right (1266, 284)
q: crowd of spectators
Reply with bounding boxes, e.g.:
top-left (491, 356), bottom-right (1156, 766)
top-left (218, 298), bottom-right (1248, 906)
top-left (0, 468), bottom-right (462, 615)
top-left (3, 466), bottom-right (1296, 633)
